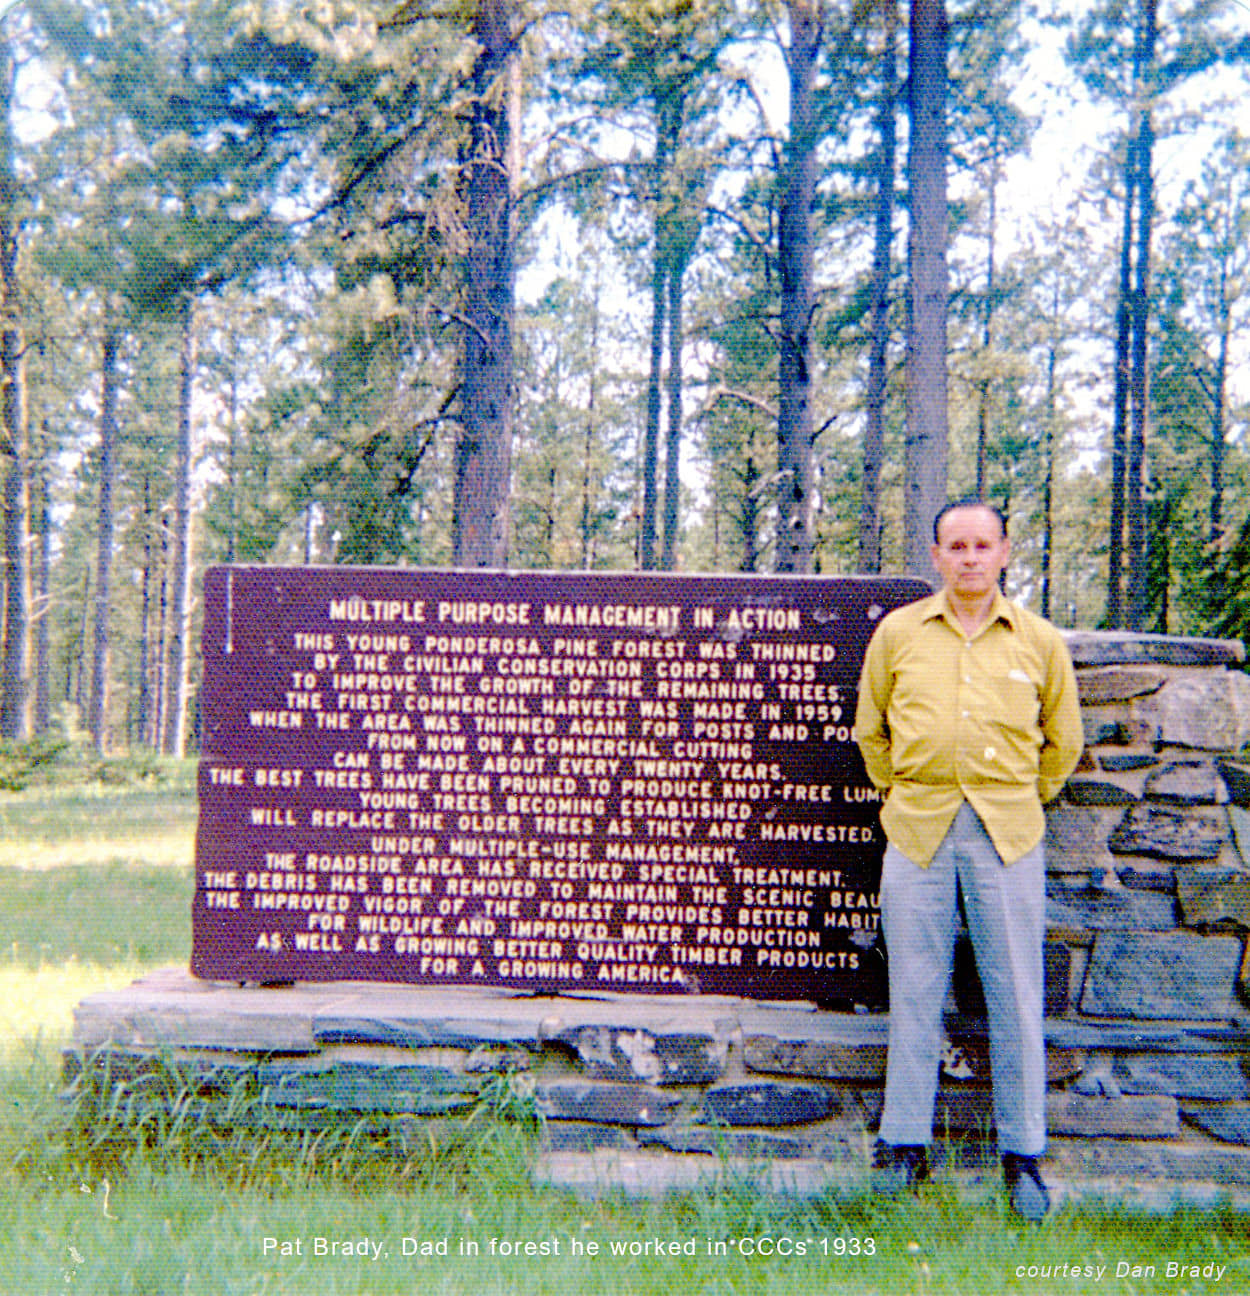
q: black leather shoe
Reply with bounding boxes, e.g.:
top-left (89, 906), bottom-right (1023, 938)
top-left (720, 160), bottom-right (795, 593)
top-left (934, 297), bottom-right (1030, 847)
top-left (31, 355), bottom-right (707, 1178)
top-left (1002, 1152), bottom-right (1051, 1222)
top-left (871, 1140), bottom-right (930, 1195)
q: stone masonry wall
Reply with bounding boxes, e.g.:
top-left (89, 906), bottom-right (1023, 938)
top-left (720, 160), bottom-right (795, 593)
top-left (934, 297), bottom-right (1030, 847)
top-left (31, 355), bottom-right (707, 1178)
top-left (1032, 630), bottom-right (1250, 1178)
top-left (67, 630), bottom-right (1250, 1191)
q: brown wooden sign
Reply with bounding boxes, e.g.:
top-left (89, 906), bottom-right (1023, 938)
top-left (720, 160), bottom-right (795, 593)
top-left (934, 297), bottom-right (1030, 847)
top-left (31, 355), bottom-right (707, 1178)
top-left (191, 567), bottom-right (928, 1001)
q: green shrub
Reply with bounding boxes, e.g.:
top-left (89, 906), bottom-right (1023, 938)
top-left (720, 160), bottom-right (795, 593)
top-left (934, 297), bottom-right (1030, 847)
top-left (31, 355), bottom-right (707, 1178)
top-left (0, 734), bottom-right (69, 792)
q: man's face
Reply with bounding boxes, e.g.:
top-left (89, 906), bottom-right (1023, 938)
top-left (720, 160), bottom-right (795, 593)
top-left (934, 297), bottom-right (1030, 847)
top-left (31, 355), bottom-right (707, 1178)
top-left (931, 506), bottom-right (1010, 600)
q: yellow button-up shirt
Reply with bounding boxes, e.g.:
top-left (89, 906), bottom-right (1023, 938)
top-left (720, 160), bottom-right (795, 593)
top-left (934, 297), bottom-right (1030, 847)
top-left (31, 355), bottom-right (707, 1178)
top-left (853, 589), bottom-right (1083, 865)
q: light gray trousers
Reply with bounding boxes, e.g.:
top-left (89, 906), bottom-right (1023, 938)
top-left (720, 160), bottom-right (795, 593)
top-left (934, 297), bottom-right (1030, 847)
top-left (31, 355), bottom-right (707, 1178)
top-left (878, 801), bottom-right (1047, 1156)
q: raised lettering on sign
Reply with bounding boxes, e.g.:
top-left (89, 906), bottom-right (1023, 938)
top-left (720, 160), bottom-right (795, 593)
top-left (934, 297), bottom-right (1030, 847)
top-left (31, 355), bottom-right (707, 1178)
top-left (192, 567), bottom-right (928, 1001)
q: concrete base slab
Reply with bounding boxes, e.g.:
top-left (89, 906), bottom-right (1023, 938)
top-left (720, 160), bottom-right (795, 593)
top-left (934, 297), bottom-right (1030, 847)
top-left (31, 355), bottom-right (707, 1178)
top-left (72, 967), bottom-right (756, 1054)
top-left (532, 1150), bottom-right (1250, 1213)
top-left (531, 1150), bottom-right (862, 1199)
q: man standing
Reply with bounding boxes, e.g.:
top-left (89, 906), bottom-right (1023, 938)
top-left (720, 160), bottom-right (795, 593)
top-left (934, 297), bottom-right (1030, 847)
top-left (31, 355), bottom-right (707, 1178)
top-left (853, 500), bottom-right (1083, 1221)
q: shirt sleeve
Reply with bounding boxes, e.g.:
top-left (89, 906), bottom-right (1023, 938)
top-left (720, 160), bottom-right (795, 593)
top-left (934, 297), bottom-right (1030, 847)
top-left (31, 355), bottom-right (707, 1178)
top-left (1036, 632), bottom-right (1084, 803)
top-left (853, 620), bottom-right (895, 790)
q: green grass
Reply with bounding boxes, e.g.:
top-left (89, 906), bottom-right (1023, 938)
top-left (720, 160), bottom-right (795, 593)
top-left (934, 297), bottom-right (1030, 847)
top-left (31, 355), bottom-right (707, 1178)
top-left (0, 772), bottom-right (197, 873)
top-left (0, 862), bottom-right (192, 970)
top-left (0, 780), bottom-right (196, 1062)
top-left (1, 779), bottom-right (1248, 1294)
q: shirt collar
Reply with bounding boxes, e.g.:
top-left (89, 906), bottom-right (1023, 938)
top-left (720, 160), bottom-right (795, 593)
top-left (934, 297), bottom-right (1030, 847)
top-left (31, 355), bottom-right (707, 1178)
top-left (920, 588), bottom-right (1017, 636)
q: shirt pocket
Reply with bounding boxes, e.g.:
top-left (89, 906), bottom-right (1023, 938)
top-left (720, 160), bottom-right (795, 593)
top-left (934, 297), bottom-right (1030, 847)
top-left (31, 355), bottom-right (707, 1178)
top-left (985, 658), bottom-right (1043, 742)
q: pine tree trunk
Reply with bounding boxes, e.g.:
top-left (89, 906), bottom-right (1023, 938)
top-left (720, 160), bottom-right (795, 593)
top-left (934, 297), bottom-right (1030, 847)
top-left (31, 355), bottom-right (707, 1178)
top-left (226, 350), bottom-right (239, 563)
top-left (1107, 133), bottom-right (1136, 628)
top-left (974, 118), bottom-right (1001, 499)
top-left (163, 297), bottom-right (195, 757)
top-left (1199, 255), bottom-right (1231, 614)
top-left (452, 0), bottom-right (518, 569)
top-left (1209, 260), bottom-right (1230, 552)
top-left (154, 515), bottom-right (169, 749)
top-left (904, 0), bottom-right (949, 579)
top-left (33, 459), bottom-right (50, 733)
top-left (661, 254), bottom-right (685, 570)
top-left (1125, 0), bottom-right (1158, 632)
top-left (579, 271), bottom-right (601, 569)
top-left (640, 116), bottom-right (672, 572)
top-left (776, 0), bottom-right (821, 575)
top-left (89, 325), bottom-right (120, 753)
top-left (0, 38), bottom-right (28, 741)
top-left (138, 475), bottom-right (154, 747)
top-left (73, 568), bottom-right (89, 718)
top-left (742, 452), bottom-right (760, 573)
top-left (860, 0), bottom-right (896, 574)
top-left (1041, 277), bottom-right (1059, 621)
